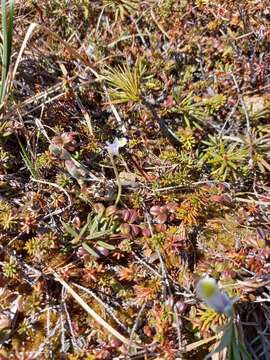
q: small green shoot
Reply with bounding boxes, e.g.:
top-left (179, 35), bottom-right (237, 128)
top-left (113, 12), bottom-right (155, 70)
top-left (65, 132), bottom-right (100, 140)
top-left (0, 0), bottom-right (14, 106)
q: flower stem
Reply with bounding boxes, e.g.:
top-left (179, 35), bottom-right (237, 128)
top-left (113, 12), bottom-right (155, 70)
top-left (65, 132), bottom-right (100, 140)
top-left (109, 153), bottom-right (122, 206)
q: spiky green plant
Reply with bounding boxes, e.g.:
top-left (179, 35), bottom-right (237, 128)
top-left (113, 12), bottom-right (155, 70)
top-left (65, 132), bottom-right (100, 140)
top-left (46, 0), bottom-right (90, 38)
top-left (17, 137), bottom-right (38, 179)
top-left (201, 135), bottom-right (247, 180)
top-left (244, 132), bottom-right (270, 173)
top-left (205, 316), bottom-right (252, 360)
top-left (103, 0), bottom-right (139, 20)
top-left (55, 172), bottom-right (74, 188)
top-left (172, 90), bottom-right (226, 129)
top-left (2, 257), bottom-right (18, 278)
top-left (103, 59), bottom-right (147, 104)
top-left (172, 92), bottom-right (209, 129)
top-left (62, 211), bottom-right (117, 257)
top-left (0, 200), bottom-right (17, 230)
top-left (24, 233), bottom-right (56, 258)
top-left (226, 130), bottom-right (270, 173)
top-left (0, 146), bottom-right (14, 172)
top-left (197, 306), bottom-right (227, 333)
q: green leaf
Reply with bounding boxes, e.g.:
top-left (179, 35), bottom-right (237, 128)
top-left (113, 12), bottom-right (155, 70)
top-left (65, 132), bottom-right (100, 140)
top-left (61, 221), bottom-right (79, 238)
top-left (96, 240), bottom-right (115, 250)
top-left (78, 222), bottom-right (89, 239)
top-left (88, 214), bottom-right (99, 236)
top-left (17, 137), bottom-right (38, 179)
top-left (82, 242), bottom-right (100, 258)
top-left (205, 322), bottom-right (233, 360)
top-left (86, 229), bottom-right (111, 240)
top-left (231, 339), bottom-right (242, 360)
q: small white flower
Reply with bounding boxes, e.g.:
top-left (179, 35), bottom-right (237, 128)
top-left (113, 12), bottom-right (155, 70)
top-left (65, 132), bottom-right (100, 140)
top-left (196, 276), bottom-right (236, 315)
top-left (105, 137), bottom-right (127, 156)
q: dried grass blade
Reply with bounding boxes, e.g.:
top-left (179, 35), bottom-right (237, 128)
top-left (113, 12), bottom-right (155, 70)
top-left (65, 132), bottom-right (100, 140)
top-left (52, 271), bottom-right (137, 348)
top-left (10, 22), bottom-right (37, 84)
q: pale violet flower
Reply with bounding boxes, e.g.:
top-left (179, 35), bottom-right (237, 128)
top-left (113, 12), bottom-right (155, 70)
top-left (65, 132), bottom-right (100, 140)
top-left (105, 137), bottom-right (127, 156)
top-left (196, 276), bottom-right (237, 315)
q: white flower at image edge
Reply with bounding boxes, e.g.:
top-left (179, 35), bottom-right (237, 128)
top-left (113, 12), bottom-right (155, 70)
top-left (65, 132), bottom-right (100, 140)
top-left (196, 276), bottom-right (237, 315)
top-left (105, 137), bottom-right (127, 156)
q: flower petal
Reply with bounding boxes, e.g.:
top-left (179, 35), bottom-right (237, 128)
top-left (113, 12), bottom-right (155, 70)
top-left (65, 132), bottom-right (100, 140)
top-left (196, 276), bottom-right (218, 299)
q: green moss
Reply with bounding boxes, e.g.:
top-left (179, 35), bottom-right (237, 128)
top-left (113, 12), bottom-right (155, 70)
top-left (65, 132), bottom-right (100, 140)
top-left (2, 257), bottom-right (18, 278)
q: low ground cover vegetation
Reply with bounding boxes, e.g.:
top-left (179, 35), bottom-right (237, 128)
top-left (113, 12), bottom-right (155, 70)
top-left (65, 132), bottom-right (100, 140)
top-left (0, 0), bottom-right (269, 358)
